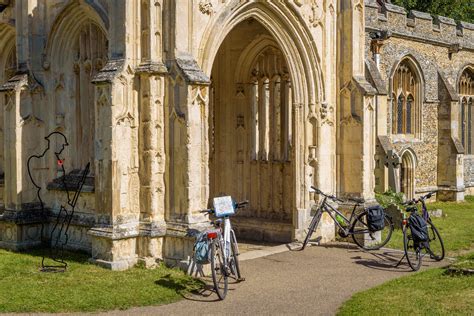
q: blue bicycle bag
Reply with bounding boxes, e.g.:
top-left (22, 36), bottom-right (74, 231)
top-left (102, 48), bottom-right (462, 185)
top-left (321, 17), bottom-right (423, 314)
top-left (193, 232), bottom-right (211, 264)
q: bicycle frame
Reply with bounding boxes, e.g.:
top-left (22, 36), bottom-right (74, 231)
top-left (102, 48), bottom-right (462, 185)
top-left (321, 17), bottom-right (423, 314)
top-left (214, 216), bottom-right (232, 267)
top-left (318, 197), bottom-right (362, 233)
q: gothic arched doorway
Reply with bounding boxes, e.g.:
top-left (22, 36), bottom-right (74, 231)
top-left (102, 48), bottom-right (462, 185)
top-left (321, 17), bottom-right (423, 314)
top-left (209, 18), bottom-right (294, 242)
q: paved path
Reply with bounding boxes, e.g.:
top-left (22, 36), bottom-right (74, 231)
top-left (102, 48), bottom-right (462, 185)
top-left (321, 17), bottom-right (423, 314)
top-left (102, 243), bottom-right (448, 316)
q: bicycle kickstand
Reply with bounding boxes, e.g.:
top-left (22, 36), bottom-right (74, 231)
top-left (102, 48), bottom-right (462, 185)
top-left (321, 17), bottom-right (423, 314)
top-left (394, 253), bottom-right (406, 268)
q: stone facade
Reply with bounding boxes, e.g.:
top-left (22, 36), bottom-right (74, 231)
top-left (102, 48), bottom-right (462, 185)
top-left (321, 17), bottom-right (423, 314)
top-left (0, 0), bottom-right (472, 270)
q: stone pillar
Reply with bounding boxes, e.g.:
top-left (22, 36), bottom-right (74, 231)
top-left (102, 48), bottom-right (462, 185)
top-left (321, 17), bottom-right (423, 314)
top-left (437, 73), bottom-right (464, 201)
top-left (0, 74), bottom-right (44, 250)
top-left (87, 0), bottom-right (143, 270)
top-left (135, 0), bottom-right (168, 268)
top-left (164, 57), bottom-right (210, 267)
top-left (336, 0), bottom-right (377, 201)
top-left (88, 61), bottom-right (140, 270)
top-left (0, 0), bottom-right (46, 250)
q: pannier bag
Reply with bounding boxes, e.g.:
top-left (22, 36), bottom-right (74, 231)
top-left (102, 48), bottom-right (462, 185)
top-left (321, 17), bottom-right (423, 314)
top-left (408, 213), bottom-right (429, 244)
top-left (193, 232), bottom-right (210, 264)
top-left (366, 205), bottom-right (385, 231)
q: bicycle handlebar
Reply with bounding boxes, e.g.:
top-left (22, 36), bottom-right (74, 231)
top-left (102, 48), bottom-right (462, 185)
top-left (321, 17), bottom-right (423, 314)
top-left (310, 186), bottom-right (345, 203)
top-left (236, 200), bottom-right (249, 208)
top-left (200, 200), bottom-right (249, 214)
top-left (402, 191), bottom-right (437, 207)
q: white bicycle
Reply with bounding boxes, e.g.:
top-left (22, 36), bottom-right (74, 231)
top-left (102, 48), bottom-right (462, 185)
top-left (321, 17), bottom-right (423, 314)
top-left (202, 196), bottom-right (248, 300)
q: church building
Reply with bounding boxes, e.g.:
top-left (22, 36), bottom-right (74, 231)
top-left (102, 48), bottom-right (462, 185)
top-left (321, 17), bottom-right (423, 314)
top-left (0, 0), bottom-right (472, 270)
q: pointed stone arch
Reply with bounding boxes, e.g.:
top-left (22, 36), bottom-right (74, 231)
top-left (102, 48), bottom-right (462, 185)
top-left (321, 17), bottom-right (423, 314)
top-left (198, 2), bottom-right (325, 238)
top-left (399, 148), bottom-right (417, 199)
top-left (458, 65), bottom-right (474, 154)
top-left (390, 56), bottom-right (424, 138)
top-left (0, 23), bottom-right (15, 84)
top-left (46, 1), bottom-right (109, 174)
top-left (0, 23), bottom-right (16, 180)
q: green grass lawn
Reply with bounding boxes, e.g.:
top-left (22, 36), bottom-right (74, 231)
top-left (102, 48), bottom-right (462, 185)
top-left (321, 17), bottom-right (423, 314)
top-left (338, 195), bottom-right (474, 315)
top-left (338, 268), bottom-right (474, 315)
top-left (0, 249), bottom-right (202, 313)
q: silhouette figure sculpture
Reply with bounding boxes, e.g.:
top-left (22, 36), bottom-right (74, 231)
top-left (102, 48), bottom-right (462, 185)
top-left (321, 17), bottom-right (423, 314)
top-left (27, 131), bottom-right (90, 272)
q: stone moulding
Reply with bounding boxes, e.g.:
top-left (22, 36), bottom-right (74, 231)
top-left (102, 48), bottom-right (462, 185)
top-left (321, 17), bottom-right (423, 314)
top-left (138, 221), bottom-right (167, 238)
top-left (170, 56), bottom-right (211, 86)
top-left (0, 205), bottom-right (46, 225)
top-left (135, 61), bottom-right (168, 75)
top-left (88, 221), bottom-right (167, 240)
top-left (365, 59), bottom-right (388, 95)
top-left (438, 70), bottom-right (459, 102)
top-left (0, 72), bottom-right (28, 91)
top-left (91, 59), bottom-right (126, 84)
top-left (165, 221), bottom-right (210, 238)
top-left (46, 169), bottom-right (95, 193)
top-left (352, 75), bottom-right (378, 96)
top-left (88, 222), bottom-right (140, 240)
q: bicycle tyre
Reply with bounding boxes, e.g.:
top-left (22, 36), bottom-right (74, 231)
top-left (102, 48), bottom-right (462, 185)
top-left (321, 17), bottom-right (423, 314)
top-left (426, 219), bottom-right (445, 261)
top-left (229, 230), bottom-right (243, 281)
top-left (351, 212), bottom-right (394, 250)
top-left (403, 225), bottom-right (422, 271)
top-left (301, 209), bottom-right (322, 250)
top-left (210, 239), bottom-right (228, 300)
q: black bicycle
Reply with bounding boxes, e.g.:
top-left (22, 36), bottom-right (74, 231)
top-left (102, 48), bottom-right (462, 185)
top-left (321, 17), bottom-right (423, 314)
top-left (302, 187), bottom-right (394, 250)
top-left (400, 191), bottom-right (445, 271)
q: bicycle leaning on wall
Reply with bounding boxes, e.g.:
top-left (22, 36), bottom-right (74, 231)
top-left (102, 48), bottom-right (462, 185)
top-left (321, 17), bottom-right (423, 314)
top-left (301, 187), bottom-right (394, 251)
top-left (399, 191), bottom-right (445, 271)
top-left (200, 196), bottom-right (248, 300)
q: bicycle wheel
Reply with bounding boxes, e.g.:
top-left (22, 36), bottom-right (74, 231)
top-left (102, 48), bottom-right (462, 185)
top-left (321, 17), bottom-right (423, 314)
top-left (426, 219), bottom-right (445, 261)
top-left (403, 225), bottom-right (422, 271)
top-left (351, 212), bottom-right (394, 250)
top-left (301, 209), bottom-right (322, 250)
top-left (210, 239), bottom-right (228, 300)
top-left (229, 230), bottom-right (243, 281)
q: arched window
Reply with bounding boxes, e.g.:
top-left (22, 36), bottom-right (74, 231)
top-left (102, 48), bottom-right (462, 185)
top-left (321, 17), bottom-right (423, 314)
top-left (1, 42), bottom-right (17, 179)
top-left (459, 68), bottom-right (474, 154)
top-left (4, 47), bottom-right (16, 81)
top-left (392, 59), bottom-right (421, 136)
top-left (249, 47), bottom-right (292, 162)
top-left (400, 151), bottom-right (416, 200)
top-left (50, 16), bottom-right (108, 174)
top-left (72, 22), bottom-right (107, 171)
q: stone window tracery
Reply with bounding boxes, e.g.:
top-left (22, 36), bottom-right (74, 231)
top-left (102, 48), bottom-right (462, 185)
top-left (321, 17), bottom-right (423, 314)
top-left (392, 60), bottom-right (421, 137)
top-left (4, 47), bottom-right (16, 81)
top-left (459, 69), bottom-right (474, 154)
top-left (249, 47), bottom-right (292, 162)
top-left (72, 22), bottom-right (108, 172)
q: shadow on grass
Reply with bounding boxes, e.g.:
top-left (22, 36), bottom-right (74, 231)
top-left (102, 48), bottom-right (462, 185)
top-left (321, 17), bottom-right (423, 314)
top-left (3, 247), bottom-right (91, 265)
top-left (155, 274), bottom-right (221, 302)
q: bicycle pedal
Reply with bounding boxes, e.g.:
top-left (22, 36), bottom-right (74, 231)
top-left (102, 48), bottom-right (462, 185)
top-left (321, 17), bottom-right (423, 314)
top-left (237, 277), bottom-right (246, 282)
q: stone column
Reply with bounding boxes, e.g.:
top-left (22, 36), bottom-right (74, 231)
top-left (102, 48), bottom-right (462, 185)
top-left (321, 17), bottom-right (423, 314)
top-left (164, 57), bottom-right (211, 267)
top-left (135, 0), bottom-right (168, 268)
top-left (87, 0), bottom-right (142, 270)
top-left (437, 73), bottom-right (464, 201)
top-left (160, 0), bottom-right (211, 267)
top-left (0, 74), bottom-right (45, 250)
top-left (0, 0), bottom-right (46, 250)
top-left (336, 0), bottom-right (377, 200)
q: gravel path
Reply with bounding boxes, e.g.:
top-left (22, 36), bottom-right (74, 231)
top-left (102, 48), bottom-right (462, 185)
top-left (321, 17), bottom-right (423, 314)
top-left (101, 243), bottom-right (447, 316)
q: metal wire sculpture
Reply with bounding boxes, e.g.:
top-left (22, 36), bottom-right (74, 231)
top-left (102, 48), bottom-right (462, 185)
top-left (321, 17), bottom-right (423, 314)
top-left (27, 131), bottom-right (90, 272)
